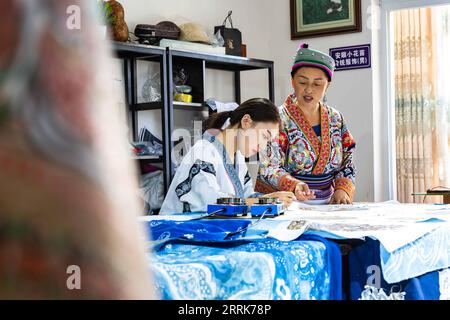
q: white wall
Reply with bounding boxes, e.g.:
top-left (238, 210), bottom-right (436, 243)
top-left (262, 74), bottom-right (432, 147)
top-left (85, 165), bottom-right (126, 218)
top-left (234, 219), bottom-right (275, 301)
top-left (118, 0), bottom-right (379, 201)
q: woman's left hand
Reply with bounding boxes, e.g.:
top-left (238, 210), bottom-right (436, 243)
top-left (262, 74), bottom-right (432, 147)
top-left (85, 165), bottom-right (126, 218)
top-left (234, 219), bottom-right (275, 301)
top-left (330, 190), bottom-right (352, 204)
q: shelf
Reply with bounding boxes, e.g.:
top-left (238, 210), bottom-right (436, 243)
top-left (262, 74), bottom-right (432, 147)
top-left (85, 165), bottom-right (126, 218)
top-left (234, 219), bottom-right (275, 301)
top-left (170, 48), bottom-right (274, 71)
top-left (113, 40), bottom-right (274, 196)
top-left (173, 101), bottom-right (209, 111)
top-left (112, 42), bottom-right (274, 71)
top-left (131, 155), bottom-right (163, 161)
top-left (129, 101), bottom-right (210, 112)
top-left (112, 41), bottom-right (165, 60)
top-left (129, 102), bottom-right (163, 111)
top-left (113, 41), bottom-right (273, 72)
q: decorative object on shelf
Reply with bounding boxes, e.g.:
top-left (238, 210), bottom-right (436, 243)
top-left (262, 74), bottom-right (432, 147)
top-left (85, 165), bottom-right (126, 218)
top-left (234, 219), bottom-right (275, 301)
top-left (290, 0), bottom-right (361, 39)
top-left (134, 21), bottom-right (181, 45)
top-left (173, 67), bottom-right (188, 86)
top-left (174, 93), bottom-right (193, 103)
top-left (241, 44), bottom-right (247, 57)
top-left (157, 21), bottom-right (181, 39)
top-left (174, 84), bottom-right (193, 103)
top-left (98, 0), bottom-right (113, 37)
top-left (99, 1), bottom-right (115, 23)
top-left (102, 0), bottom-right (129, 42)
top-left (172, 68), bottom-right (195, 103)
top-left (175, 85), bottom-right (192, 94)
top-left (179, 22), bottom-right (211, 44)
top-left (214, 11), bottom-right (243, 56)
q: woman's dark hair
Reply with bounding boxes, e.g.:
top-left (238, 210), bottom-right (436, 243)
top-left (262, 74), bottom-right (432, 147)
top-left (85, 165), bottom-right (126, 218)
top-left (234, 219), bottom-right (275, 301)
top-left (206, 98), bottom-right (281, 130)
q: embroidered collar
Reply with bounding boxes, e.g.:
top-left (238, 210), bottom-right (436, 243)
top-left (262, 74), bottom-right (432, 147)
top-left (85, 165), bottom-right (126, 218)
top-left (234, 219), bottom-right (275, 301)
top-left (283, 94), bottom-right (331, 174)
top-left (203, 131), bottom-right (245, 198)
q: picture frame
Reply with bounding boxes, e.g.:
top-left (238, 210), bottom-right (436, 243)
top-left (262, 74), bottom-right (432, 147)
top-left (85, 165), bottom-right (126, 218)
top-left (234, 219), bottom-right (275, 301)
top-left (290, 0), bottom-right (362, 39)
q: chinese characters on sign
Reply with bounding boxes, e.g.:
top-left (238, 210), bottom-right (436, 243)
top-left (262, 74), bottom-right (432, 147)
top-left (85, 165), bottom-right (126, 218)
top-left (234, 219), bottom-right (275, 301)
top-left (329, 44), bottom-right (371, 71)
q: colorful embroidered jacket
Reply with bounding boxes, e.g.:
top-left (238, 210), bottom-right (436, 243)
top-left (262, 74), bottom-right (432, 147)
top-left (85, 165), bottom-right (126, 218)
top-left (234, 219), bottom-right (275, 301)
top-left (256, 94), bottom-right (356, 201)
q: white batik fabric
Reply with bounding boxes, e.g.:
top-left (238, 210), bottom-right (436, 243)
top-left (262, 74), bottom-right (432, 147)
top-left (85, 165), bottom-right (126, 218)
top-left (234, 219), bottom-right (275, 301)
top-left (160, 133), bottom-right (254, 214)
top-left (439, 268), bottom-right (450, 300)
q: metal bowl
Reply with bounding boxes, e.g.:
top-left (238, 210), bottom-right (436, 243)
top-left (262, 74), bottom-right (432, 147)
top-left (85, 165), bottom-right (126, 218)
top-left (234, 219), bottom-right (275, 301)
top-left (257, 197), bottom-right (281, 204)
top-left (217, 198), bottom-right (245, 205)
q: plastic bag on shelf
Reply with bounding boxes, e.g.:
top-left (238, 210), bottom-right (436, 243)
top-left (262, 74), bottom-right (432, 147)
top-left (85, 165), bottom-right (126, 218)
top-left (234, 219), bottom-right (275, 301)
top-left (139, 170), bottom-right (164, 214)
top-left (141, 65), bottom-right (161, 102)
top-left (179, 22), bottom-right (211, 44)
top-left (205, 98), bottom-right (238, 112)
top-left (210, 29), bottom-right (225, 48)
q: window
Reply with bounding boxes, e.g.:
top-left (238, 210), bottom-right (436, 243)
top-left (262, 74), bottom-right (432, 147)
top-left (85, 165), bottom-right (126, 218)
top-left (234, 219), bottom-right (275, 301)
top-left (393, 5), bottom-right (450, 203)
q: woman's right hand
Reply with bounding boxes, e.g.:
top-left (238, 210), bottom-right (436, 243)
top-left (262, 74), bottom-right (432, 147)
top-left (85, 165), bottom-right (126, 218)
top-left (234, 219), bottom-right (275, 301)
top-left (264, 191), bottom-right (296, 208)
top-left (294, 182), bottom-right (315, 201)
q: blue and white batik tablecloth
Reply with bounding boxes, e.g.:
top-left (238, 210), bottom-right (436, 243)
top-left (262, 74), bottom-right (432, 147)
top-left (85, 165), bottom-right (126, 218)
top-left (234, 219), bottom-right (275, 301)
top-left (144, 219), bottom-right (342, 300)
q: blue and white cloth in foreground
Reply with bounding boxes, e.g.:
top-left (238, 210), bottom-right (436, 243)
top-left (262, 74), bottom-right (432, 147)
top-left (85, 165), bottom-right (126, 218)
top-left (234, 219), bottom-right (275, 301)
top-left (144, 219), bottom-right (342, 300)
top-left (349, 238), bottom-right (450, 300)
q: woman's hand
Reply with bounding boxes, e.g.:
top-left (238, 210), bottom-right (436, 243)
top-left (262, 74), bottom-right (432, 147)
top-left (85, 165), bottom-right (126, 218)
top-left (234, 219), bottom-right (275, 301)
top-left (265, 191), bottom-right (296, 208)
top-left (294, 182), bottom-right (315, 201)
top-left (330, 189), bottom-right (352, 204)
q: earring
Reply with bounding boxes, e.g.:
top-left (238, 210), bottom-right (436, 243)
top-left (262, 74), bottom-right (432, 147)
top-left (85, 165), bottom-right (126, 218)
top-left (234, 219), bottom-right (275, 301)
top-left (323, 95), bottom-right (328, 104)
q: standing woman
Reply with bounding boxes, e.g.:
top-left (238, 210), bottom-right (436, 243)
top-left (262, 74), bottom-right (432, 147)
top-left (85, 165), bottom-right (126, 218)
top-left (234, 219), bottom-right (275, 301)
top-left (256, 44), bottom-right (356, 204)
top-left (160, 98), bottom-right (295, 214)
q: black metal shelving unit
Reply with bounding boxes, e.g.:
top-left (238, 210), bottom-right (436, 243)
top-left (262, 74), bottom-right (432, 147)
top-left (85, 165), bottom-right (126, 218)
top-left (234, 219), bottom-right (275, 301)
top-left (112, 41), bottom-right (275, 195)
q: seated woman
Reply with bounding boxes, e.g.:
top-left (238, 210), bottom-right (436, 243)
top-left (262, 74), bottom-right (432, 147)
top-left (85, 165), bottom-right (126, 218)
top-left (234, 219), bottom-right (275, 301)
top-left (160, 98), bottom-right (296, 214)
top-left (256, 43), bottom-right (356, 204)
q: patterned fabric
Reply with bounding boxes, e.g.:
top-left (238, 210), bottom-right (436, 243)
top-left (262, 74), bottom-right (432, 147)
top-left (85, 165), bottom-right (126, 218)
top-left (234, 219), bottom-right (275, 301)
top-left (293, 174), bottom-right (334, 203)
top-left (0, 0), bottom-right (153, 298)
top-left (349, 238), bottom-right (450, 300)
top-left (244, 171), bottom-right (252, 185)
top-left (145, 219), bottom-right (342, 300)
top-left (175, 160), bottom-right (216, 200)
top-left (145, 219), bottom-right (254, 243)
top-left (379, 225), bottom-right (450, 284)
top-left (150, 239), bottom-right (332, 300)
top-left (257, 94), bottom-right (356, 201)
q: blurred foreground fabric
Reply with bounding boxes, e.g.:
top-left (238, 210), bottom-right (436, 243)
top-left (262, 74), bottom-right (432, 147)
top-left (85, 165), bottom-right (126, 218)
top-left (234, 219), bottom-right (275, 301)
top-left (0, 0), bottom-right (154, 299)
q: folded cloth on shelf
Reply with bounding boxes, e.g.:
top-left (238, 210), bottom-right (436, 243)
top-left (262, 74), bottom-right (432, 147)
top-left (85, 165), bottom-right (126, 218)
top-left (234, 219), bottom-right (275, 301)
top-left (132, 141), bottom-right (163, 156)
top-left (205, 99), bottom-right (239, 113)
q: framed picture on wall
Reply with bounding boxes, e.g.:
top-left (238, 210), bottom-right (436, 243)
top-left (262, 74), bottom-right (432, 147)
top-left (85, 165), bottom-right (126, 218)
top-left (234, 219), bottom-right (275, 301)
top-left (290, 0), bottom-right (362, 39)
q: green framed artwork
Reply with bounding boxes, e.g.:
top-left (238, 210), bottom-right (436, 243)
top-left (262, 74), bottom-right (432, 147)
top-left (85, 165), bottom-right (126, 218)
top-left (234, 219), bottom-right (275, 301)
top-left (290, 0), bottom-right (362, 39)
